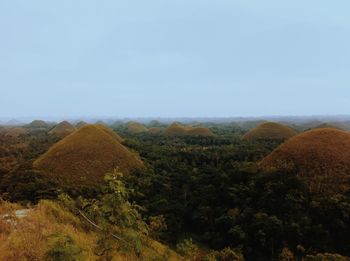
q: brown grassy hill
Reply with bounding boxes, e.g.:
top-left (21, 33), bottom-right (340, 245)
top-left (26, 120), bottom-right (49, 129)
top-left (243, 122), bottom-right (297, 141)
top-left (76, 121), bottom-right (88, 129)
top-left (164, 123), bottom-right (188, 136)
top-left (148, 127), bottom-right (161, 134)
top-left (95, 124), bottom-right (124, 143)
top-left (260, 128), bottom-right (350, 194)
top-left (5, 127), bottom-right (26, 137)
top-left (187, 127), bottom-right (214, 137)
top-left (127, 122), bottom-right (148, 134)
top-left (48, 121), bottom-right (77, 137)
top-left (310, 122), bottom-right (345, 131)
top-left (34, 125), bottom-right (143, 187)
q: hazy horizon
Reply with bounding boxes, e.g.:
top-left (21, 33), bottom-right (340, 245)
top-left (2, 1), bottom-right (350, 118)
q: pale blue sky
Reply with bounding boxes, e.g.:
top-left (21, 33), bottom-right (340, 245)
top-left (1, 1), bottom-right (350, 118)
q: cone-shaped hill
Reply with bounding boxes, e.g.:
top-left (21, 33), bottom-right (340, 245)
top-left (34, 125), bottom-right (143, 187)
top-left (76, 121), bottom-right (88, 129)
top-left (148, 127), bottom-right (161, 135)
top-left (26, 120), bottom-right (49, 129)
top-left (95, 124), bottom-right (124, 143)
top-left (48, 121), bottom-right (77, 137)
top-left (187, 127), bottom-right (214, 137)
top-left (5, 127), bottom-right (26, 137)
top-left (127, 122), bottom-right (148, 134)
top-left (260, 128), bottom-right (350, 194)
top-left (164, 123), bottom-right (187, 136)
top-left (243, 122), bottom-right (297, 141)
top-left (309, 122), bottom-right (344, 131)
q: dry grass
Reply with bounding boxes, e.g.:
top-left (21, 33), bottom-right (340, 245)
top-left (5, 127), bottom-right (27, 137)
top-left (76, 121), bottom-right (88, 129)
top-left (164, 123), bottom-right (188, 136)
top-left (243, 122), bottom-right (297, 141)
top-left (148, 127), bottom-right (161, 135)
top-left (260, 128), bottom-right (350, 194)
top-left (95, 124), bottom-right (124, 142)
top-left (0, 200), bottom-right (182, 261)
top-left (48, 121), bottom-right (77, 137)
top-left (27, 120), bottom-right (49, 129)
top-left (127, 122), bottom-right (148, 134)
top-left (164, 123), bottom-right (213, 137)
top-left (34, 125), bottom-right (143, 187)
top-left (186, 127), bottom-right (214, 137)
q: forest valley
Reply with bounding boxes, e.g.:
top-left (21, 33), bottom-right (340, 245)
top-left (0, 122), bottom-right (349, 261)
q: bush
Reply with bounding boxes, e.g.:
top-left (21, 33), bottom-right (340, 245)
top-left (45, 233), bottom-right (84, 261)
top-left (176, 238), bottom-right (199, 259)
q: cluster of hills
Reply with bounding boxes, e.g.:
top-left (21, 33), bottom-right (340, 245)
top-left (164, 123), bottom-right (214, 137)
top-left (2, 117), bottom-right (350, 259)
top-left (3, 118), bottom-right (349, 194)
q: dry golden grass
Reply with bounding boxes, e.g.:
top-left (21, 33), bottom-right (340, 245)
top-left (148, 127), bottom-right (161, 135)
top-left (34, 125), bottom-right (143, 187)
top-left (164, 123), bottom-right (188, 136)
top-left (243, 122), bottom-right (297, 141)
top-left (76, 121), bottom-right (88, 129)
top-left (260, 128), bottom-right (350, 194)
top-left (127, 122), bottom-right (148, 134)
top-left (0, 200), bottom-right (182, 261)
top-left (164, 123), bottom-right (214, 137)
top-left (311, 123), bottom-right (344, 131)
top-left (48, 121), bottom-right (77, 137)
top-left (27, 120), bottom-right (49, 129)
top-left (95, 124), bottom-right (124, 143)
top-left (5, 127), bottom-right (27, 137)
top-left (186, 127), bottom-right (214, 137)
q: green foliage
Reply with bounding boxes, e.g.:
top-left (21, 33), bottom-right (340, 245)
top-left (79, 170), bottom-right (148, 258)
top-left (149, 215), bottom-right (167, 239)
top-left (122, 132), bottom-right (350, 260)
top-left (45, 233), bottom-right (83, 261)
top-left (176, 238), bottom-right (198, 259)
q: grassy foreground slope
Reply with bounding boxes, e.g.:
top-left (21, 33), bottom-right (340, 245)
top-left (0, 200), bottom-right (182, 261)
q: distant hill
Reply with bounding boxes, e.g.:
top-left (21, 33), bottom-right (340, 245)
top-left (34, 125), bottom-right (143, 187)
top-left (148, 127), bottom-right (162, 134)
top-left (243, 122), bottom-right (297, 141)
top-left (75, 121), bottom-right (88, 129)
top-left (164, 123), bottom-right (214, 137)
top-left (5, 127), bottom-right (26, 137)
top-left (309, 122), bottom-right (345, 131)
top-left (164, 123), bottom-right (188, 136)
top-left (260, 128), bottom-right (350, 194)
top-left (95, 124), bottom-right (124, 143)
top-left (26, 120), bottom-right (49, 129)
top-left (187, 127), bottom-right (214, 137)
top-left (48, 121), bottom-right (76, 137)
top-left (127, 121), bottom-right (148, 134)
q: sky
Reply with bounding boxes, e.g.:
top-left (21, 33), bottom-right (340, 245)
top-left (1, 0), bottom-right (350, 118)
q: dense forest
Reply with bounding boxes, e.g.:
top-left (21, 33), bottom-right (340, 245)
top-left (0, 121), bottom-right (350, 260)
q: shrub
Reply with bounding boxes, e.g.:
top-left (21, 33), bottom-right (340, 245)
top-left (45, 233), bottom-right (84, 261)
top-left (176, 238), bottom-right (198, 259)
